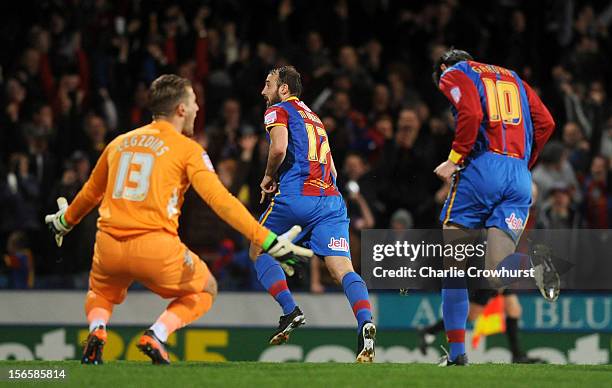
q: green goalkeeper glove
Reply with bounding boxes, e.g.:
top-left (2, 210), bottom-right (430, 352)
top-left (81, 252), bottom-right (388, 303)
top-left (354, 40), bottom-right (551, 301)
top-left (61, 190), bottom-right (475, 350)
top-left (44, 197), bottom-right (72, 247)
top-left (262, 225), bottom-right (313, 276)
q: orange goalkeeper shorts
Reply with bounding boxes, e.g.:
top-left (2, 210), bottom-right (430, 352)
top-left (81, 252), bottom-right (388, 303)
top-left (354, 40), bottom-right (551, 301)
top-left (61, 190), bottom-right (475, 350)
top-left (88, 231), bottom-right (211, 304)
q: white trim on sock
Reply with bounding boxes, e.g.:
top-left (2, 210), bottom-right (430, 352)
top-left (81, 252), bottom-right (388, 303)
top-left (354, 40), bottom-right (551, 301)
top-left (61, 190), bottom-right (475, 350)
top-left (150, 322), bottom-right (169, 342)
top-left (89, 320), bottom-right (106, 332)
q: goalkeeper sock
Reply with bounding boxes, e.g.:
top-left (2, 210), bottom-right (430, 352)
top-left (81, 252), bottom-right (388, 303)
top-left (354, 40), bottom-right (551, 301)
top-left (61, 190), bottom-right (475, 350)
top-left (88, 319), bottom-right (107, 333)
top-left (255, 254), bottom-right (296, 315)
top-left (85, 292), bottom-right (112, 332)
top-left (150, 321), bottom-right (170, 342)
top-left (341, 272), bottom-right (372, 332)
top-left (152, 292), bottom-right (214, 342)
top-left (442, 288), bottom-right (468, 361)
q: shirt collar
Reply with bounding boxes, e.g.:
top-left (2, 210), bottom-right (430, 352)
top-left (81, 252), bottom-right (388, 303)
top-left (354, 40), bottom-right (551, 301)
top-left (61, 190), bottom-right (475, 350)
top-left (283, 96), bottom-right (299, 102)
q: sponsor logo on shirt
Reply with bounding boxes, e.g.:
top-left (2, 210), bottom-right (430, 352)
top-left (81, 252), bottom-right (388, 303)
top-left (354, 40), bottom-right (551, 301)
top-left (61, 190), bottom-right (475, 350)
top-left (264, 111), bottom-right (277, 125)
top-left (450, 87), bottom-right (462, 104)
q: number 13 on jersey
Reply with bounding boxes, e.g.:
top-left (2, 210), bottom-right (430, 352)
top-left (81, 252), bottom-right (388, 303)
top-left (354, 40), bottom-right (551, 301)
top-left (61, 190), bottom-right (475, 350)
top-left (112, 152), bottom-right (155, 201)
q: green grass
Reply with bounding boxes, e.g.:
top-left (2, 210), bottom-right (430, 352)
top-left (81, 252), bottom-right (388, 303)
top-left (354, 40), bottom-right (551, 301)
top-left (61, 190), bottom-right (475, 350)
top-left (0, 361), bottom-right (610, 388)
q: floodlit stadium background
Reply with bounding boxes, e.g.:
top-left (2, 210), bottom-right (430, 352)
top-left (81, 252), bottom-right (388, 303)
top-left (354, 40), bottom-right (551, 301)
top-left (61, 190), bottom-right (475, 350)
top-left (0, 0), bottom-right (610, 363)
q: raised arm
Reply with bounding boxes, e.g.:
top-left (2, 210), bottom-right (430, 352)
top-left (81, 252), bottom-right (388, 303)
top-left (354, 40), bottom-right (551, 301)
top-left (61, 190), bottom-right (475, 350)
top-left (64, 146), bottom-right (110, 225)
top-left (45, 146), bottom-right (110, 244)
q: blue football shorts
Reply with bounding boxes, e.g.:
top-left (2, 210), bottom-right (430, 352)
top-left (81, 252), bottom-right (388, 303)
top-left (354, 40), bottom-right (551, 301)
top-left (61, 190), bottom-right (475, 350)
top-left (440, 152), bottom-right (532, 242)
top-left (259, 194), bottom-right (351, 258)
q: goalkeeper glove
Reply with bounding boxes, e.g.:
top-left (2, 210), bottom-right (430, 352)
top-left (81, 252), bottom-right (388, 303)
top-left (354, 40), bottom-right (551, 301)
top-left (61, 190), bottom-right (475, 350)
top-left (44, 197), bottom-right (72, 247)
top-left (262, 225), bottom-right (313, 276)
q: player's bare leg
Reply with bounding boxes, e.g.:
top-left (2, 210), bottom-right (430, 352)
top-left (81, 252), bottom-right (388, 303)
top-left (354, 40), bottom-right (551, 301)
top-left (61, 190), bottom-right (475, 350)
top-left (139, 275), bottom-right (217, 364)
top-left (484, 228), bottom-right (517, 275)
top-left (325, 256), bottom-right (375, 363)
top-left (484, 227), bottom-right (559, 301)
top-left (249, 243), bottom-right (304, 345)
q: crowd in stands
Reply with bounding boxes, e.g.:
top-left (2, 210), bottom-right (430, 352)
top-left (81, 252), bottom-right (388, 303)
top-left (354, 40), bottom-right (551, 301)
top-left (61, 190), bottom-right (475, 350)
top-left (1, 0), bottom-right (611, 290)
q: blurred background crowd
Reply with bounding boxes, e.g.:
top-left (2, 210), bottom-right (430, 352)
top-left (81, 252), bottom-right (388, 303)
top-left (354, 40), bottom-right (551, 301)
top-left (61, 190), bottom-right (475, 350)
top-left (1, 0), bottom-right (611, 290)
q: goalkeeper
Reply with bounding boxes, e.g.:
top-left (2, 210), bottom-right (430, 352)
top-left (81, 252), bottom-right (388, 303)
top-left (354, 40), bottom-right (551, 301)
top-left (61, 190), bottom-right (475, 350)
top-left (45, 74), bottom-right (312, 365)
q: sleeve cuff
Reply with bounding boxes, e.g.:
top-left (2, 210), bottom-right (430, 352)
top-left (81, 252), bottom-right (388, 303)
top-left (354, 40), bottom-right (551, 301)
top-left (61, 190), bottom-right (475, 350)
top-left (61, 212), bottom-right (73, 227)
top-left (448, 149), bottom-right (464, 164)
top-left (265, 123), bottom-right (286, 133)
top-left (261, 231), bottom-right (277, 251)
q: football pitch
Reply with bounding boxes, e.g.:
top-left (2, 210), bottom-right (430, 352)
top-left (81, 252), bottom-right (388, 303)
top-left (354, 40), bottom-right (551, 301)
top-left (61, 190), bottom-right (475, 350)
top-left (0, 361), bottom-right (610, 388)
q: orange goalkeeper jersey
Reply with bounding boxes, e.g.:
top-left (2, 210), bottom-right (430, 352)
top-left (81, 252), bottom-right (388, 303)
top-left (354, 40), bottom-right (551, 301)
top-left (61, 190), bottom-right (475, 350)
top-left (64, 120), bottom-right (270, 246)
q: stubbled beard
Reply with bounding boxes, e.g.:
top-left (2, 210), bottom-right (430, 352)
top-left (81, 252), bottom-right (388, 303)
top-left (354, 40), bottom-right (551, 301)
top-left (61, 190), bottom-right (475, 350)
top-left (266, 92), bottom-right (281, 107)
top-left (183, 114), bottom-right (195, 136)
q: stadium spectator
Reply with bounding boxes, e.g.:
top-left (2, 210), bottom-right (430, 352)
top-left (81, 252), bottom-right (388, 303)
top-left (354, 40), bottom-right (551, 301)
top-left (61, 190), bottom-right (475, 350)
top-left (205, 98), bottom-right (255, 163)
top-left (426, 115), bottom-right (453, 166)
top-left (301, 30), bottom-right (333, 100)
top-left (341, 152), bottom-right (379, 219)
top-left (538, 183), bottom-right (580, 229)
top-left (2, 78), bottom-right (29, 157)
top-left (582, 155), bottom-right (612, 228)
top-left (390, 209), bottom-right (414, 230)
top-left (1, 231), bottom-right (34, 289)
top-left (23, 106), bottom-right (58, 198)
top-left (562, 121), bottom-right (590, 175)
top-left (0, 153), bottom-right (41, 235)
top-left (365, 114), bottom-right (393, 164)
top-left (532, 141), bottom-right (583, 204)
top-left (83, 113), bottom-right (109, 167)
top-left (377, 108), bottom-right (438, 227)
top-left (600, 117), bottom-right (612, 160)
top-left (341, 153), bottom-right (376, 271)
top-left (368, 84), bottom-right (393, 123)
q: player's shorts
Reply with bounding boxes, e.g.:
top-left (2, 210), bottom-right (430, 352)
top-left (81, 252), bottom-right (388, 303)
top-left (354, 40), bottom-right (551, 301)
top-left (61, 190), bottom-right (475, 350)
top-left (440, 151), bottom-right (531, 242)
top-left (89, 231), bottom-right (211, 304)
top-left (259, 194), bottom-right (351, 258)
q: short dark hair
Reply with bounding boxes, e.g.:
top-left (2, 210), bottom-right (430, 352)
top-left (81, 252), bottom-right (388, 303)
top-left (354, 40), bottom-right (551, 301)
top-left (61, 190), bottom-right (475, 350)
top-left (148, 74), bottom-right (192, 117)
top-left (432, 48), bottom-right (473, 85)
top-left (269, 66), bottom-right (302, 97)
top-left (540, 141), bottom-right (565, 165)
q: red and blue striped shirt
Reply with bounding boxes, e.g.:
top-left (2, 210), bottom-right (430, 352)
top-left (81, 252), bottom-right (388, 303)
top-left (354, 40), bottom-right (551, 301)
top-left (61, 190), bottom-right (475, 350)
top-left (264, 97), bottom-right (339, 196)
top-left (439, 61), bottom-right (555, 168)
